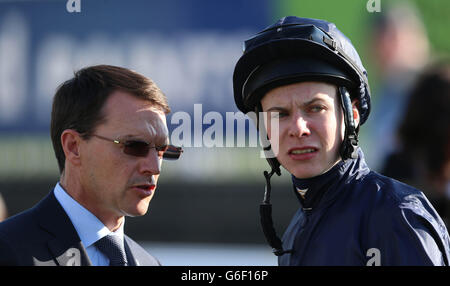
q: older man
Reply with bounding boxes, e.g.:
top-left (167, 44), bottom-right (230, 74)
top-left (0, 65), bottom-right (182, 266)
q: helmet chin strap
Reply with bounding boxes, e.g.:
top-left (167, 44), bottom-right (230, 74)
top-left (255, 104), bottom-right (290, 256)
top-left (258, 86), bottom-right (358, 256)
top-left (338, 86), bottom-right (359, 160)
top-left (260, 168), bottom-right (292, 256)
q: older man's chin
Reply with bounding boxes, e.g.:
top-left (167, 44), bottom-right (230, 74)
top-left (123, 197), bottom-right (153, 217)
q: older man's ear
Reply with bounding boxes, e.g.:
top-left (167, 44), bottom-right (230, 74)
top-left (61, 129), bottom-right (82, 167)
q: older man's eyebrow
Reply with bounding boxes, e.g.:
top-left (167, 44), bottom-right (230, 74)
top-left (117, 134), bottom-right (141, 141)
top-left (157, 135), bottom-right (170, 146)
top-left (120, 134), bottom-right (168, 144)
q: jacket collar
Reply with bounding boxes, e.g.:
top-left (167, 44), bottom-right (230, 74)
top-left (291, 148), bottom-right (370, 211)
top-left (35, 191), bottom-right (141, 266)
top-left (34, 191), bottom-right (92, 266)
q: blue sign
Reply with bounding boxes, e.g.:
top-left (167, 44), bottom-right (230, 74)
top-left (0, 0), bottom-right (271, 133)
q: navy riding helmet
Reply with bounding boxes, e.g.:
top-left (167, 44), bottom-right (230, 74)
top-left (233, 16), bottom-right (371, 124)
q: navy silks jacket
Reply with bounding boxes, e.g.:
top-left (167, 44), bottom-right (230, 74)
top-left (279, 149), bottom-right (450, 266)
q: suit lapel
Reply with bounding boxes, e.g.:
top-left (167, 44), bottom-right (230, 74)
top-left (35, 191), bottom-right (92, 266)
top-left (124, 236), bottom-right (138, 266)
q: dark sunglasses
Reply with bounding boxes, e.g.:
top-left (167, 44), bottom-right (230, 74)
top-left (91, 134), bottom-right (183, 160)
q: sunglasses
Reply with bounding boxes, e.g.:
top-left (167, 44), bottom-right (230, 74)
top-left (91, 134), bottom-right (183, 160)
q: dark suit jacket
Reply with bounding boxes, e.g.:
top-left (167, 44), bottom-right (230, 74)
top-left (0, 191), bottom-right (160, 266)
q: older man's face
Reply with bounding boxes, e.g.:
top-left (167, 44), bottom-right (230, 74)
top-left (78, 90), bottom-right (168, 219)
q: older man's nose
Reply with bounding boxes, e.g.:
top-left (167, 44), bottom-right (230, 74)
top-left (139, 149), bottom-right (161, 176)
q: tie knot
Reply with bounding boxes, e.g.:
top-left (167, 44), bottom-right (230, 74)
top-left (95, 234), bottom-right (128, 266)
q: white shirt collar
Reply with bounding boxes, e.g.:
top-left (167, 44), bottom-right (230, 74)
top-left (53, 182), bottom-right (125, 248)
